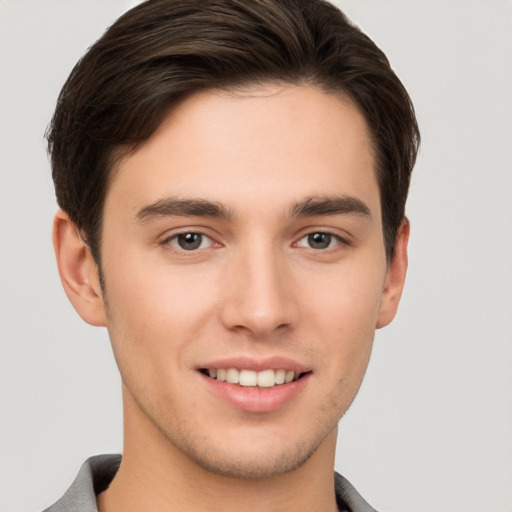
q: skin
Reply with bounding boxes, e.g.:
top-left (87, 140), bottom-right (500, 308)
top-left (53, 84), bottom-right (409, 512)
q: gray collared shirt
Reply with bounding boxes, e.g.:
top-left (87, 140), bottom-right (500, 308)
top-left (43, 454), bottom-right (378, 512)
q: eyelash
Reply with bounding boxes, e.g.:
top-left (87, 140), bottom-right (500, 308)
top-left (294, 231), bottom-right (347, 251)
top-left (161, 229), bottom-right (349, 254)
top-left (162, 232), bottom-right (217, 253)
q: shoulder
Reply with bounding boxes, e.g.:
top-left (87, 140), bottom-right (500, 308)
top-left (42, 455), bottom-right (121, 512)
top-left (334, 472), bottom-right (379, 512)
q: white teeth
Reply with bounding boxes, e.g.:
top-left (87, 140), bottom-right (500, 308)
top-left (239, 369), bottom-right (257, 386)
top-left (257, 369), bottom-right (275, 387)
top-left (207, 368), bottom-right (299, 387)
top-left (275, 369), bottom-right (286, 385)
top-left (226, 368), bottom-right (239, 384)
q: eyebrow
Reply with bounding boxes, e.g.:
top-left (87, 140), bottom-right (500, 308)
top-left (136, 197), bottom-right (233, 222)
top-left (290, 195), bottom-right (372, 219)
top-left (135, 194), bottom-right (371, 223)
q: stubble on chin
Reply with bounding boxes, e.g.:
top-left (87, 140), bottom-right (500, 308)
top-left (155, 412), bottom-right (341, 481)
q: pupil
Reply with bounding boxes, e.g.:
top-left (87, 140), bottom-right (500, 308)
top-left (308, 233), bottom-right (331, 249)
top-left (178, 233), bottom-right (202, 250)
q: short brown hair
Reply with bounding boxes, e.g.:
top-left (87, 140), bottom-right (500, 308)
top-left (47, 0), bottom-right (420, 262)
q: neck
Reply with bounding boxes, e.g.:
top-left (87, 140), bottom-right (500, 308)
top-left (98, 387), bottom-right (339, 512)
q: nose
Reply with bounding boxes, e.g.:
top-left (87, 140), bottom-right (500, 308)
top-left (219, 242), bottom-right (299, 338)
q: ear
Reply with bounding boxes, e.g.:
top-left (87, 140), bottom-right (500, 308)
top-left (52, 210), bottom-right (107, 326)
top-left (376, 219), bottom-right (410, 329)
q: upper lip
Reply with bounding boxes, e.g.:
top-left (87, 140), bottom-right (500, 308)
top-left (196, 356), bottom-right (311, 374)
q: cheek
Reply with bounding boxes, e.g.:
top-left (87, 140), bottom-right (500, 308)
top-left (105, 245), bottom-right (214, 318)
top-left (303, 258), bottom-right (386, 335)
top-left (101, 251), bottom-right (224, 370)
top-left (299, 255), bottom-right (386, 384)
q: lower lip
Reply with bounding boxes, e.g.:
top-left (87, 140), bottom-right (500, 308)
top-left (199, 372), bottom-right (311, 413)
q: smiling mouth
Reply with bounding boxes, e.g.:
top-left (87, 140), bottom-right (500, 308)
top-left (200, 368), bottom-right (310, 388)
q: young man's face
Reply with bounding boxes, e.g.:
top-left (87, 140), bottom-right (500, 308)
top-left (74, 85), bottom-right (407, 478)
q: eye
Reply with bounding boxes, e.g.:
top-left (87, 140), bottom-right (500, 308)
top-left (296, 232), bottom-right (342, 250)
top-left (166, 232), bottom-right (213, 251)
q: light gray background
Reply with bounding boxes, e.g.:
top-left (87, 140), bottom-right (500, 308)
top-left (1, 1), bottom-right (511, 511)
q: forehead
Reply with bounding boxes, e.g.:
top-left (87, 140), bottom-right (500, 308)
top-left (107, 84), bottom-right (379, 220)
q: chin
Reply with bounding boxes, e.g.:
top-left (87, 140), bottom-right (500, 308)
top-left (184, 443), bottom-right (315, 480)
top-left (172, 422), bottom-right (336, 480)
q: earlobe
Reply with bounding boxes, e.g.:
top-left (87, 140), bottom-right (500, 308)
top-left (52, 210), bottom-right (107, 327)
top-left (376, 219), bottom-right (410, 329)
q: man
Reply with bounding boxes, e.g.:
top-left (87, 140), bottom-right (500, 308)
top-left (45, 0), bottom-right (419, 510)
